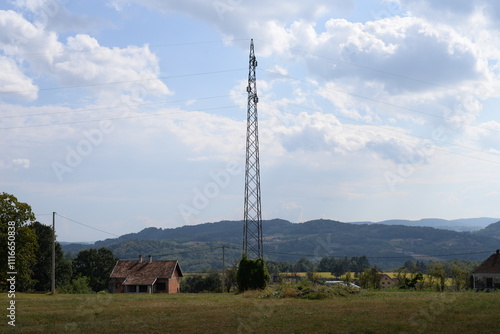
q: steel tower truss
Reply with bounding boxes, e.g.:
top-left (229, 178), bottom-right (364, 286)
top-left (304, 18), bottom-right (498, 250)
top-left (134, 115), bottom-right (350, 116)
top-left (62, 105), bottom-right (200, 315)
top-left (243, 39), bottom-right (263, 259)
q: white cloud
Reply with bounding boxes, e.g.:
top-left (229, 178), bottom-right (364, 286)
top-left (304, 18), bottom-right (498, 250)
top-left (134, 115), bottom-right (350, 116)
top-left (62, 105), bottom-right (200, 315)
top-left (12, 158), bottom-right (30, 169)
top-left (154, 109), bottom-right (245, 159)
top-left (12, 0), bottom-right (98, 32)
top-left (390, 0), bottom-right (500, 62)
top-left (0, 56), bottom-right (38, 100)
top-left (0, 158), bottom-right (30, 170)
top-left (303, 17), bottom-right (487, 95)
top-left (52, 34), bottom-right (172, 101)
top-left (0, 9), bottom-right (171, 104)
top-left (390, 0), bottom-right (500, 26)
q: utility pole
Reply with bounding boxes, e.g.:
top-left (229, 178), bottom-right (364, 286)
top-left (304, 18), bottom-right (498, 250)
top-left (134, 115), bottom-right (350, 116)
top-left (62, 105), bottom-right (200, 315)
top-left (51, 212), bottom-right (56, 294)
top-left (242, 39), bottom-right (263, 260)
top-left (221, 245), bottom-right (225, 293)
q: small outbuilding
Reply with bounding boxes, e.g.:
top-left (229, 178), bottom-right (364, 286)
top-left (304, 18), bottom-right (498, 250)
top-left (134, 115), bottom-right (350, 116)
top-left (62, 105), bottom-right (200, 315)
top-left (471, 249), bottom-right (500, 290)
top-left (379, 273), bottom-right (398, 289)
top-left (109, 255), bottom-right (183, 293)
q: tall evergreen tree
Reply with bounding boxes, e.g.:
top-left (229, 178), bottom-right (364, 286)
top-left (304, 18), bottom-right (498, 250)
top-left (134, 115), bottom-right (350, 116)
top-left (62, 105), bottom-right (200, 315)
top-left (30, 221), bottom-right (72, 291)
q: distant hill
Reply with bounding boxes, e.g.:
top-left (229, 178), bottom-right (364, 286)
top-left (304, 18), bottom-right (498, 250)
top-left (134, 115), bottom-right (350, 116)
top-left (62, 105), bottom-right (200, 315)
top-left (475, 221), bottom-right (500, 239)
top-left (350, 217), bottom-right (499, 232)
top-left (62, 219), bottom-right (500, 271)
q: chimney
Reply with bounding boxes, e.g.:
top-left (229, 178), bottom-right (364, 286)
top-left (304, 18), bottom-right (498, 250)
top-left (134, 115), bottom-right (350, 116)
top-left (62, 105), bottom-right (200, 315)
top-left (148, 255), bottom-right (152, 263)
top-left (138, 254), bottom-right (143, 263)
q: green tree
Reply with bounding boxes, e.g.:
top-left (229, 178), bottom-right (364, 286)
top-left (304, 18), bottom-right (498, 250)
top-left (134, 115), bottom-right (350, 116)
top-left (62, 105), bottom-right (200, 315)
top-left (428, 262), bottom-right (447, 292)
top-left (266, 260), bottom-right (293, 274)
top-left (351, 256), bottom-right (371, 276)
top-left (359, 265), bottom-right (381, 289)
top-left (59, 275), bottom-right (93, 294)
top-left (450, 265), bottom-right (470, 291)
top-left (30, 221), bottom-right (72, 291)
top-left (0, 193), bottom-right (38, 291)
top-left (318, 256), bottom-right (370, 278)
top-left (182, 271), bottom-right (221, 293)
top-left (398, 271), bottom-right (423, 290)
top-left (415, 260), bottom-right (428, 273)
top-left (403, 260), bottom-right (417, 273)
top-left (331, 257), bottom-right (350, 278)
top-left (293, 257), bottom-right (315, 272)
top-left (237, 256), bottom-right (270, 291)
top-left (223, 261), bottom-right (239, 293)
top-left (72, 248), bottom-right (118, 292)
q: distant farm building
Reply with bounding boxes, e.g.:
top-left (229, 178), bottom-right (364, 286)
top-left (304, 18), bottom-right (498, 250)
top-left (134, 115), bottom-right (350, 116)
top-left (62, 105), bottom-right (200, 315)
top-left (379, 273), bottom-right (398, 289)
top-left (109, 255), bottom-right (183, 293)
top-left (471, 249), bottom-right (500, 290)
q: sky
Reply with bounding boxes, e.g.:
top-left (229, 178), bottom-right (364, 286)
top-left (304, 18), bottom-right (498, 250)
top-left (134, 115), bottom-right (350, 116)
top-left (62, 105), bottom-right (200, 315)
top-left (1, 0), bottom-right (500, 242)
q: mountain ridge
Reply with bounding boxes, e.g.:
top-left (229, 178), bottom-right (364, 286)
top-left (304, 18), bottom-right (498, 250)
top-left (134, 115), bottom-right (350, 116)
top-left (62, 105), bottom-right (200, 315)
top-left (62, 218), bottom-right (500, 271)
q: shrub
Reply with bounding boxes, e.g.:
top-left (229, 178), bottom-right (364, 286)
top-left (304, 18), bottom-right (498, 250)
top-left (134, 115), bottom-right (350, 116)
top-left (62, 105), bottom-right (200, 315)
top-left (59, 275), bottom-right (93, 294)
top-left (301, 291), bottom-right (330, 300)
top-left (182, 272), bottom-right (221, 293)
top-left (237, 256), bottom-right (270, 291)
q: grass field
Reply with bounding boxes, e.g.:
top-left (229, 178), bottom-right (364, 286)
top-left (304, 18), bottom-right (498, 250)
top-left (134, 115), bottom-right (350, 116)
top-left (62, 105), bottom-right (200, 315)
top-left (3, 290), bottom-right (499, 333)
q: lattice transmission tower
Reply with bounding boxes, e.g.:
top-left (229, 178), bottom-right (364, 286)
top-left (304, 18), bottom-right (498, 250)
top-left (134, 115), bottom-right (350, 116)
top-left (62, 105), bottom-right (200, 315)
top-left (242, 39), bottom-right (263, 260)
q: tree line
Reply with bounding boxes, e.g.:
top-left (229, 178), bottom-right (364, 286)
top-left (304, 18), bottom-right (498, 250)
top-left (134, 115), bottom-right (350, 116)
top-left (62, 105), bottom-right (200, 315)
top-left (1, 193), bottom-right (117, 293)
top-left (183, 255), bottom-right (479, 293)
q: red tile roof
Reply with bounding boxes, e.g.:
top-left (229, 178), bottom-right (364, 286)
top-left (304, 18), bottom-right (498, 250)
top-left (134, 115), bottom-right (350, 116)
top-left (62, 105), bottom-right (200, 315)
top-left (110, 260), bottom-right (183, 285)
top-left (473, 250), bottom-right (500, 274)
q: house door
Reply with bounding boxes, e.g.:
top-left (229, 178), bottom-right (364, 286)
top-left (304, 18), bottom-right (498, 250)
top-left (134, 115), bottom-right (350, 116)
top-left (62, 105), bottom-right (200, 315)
top-left (486, 278), bottom-right (493, 288)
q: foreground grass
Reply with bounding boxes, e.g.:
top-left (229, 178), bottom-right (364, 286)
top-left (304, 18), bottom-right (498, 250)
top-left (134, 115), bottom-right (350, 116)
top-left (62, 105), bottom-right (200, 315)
top-left (2, 290), bottom-right (499, 333)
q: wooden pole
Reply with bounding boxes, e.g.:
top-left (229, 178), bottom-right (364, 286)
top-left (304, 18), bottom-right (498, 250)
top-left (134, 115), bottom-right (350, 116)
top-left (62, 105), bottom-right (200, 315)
top-left (51, 212), bottom-right (56, 294)
top-left (221, 245), bottom-right (225, 293)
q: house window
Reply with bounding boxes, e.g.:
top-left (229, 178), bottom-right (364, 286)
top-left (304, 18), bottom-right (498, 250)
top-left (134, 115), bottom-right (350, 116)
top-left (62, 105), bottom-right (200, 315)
top-left (157, 282), bottom-right (166, 291)
top-left (115, 283), bottom-right (121, 289)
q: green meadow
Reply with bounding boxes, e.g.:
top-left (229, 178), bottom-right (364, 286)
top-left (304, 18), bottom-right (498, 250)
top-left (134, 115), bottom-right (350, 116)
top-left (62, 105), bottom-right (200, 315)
top-left (3, 290), bottom-right (499, 333)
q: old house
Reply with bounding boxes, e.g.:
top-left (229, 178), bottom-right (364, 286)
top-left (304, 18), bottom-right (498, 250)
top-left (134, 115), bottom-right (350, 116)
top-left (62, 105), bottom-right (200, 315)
top-left (109, 255), bottom-right (183, 293)
top-left (471, 249), bottom-right (500, 290)
top-left (379, 273), bottom-right (398, 289)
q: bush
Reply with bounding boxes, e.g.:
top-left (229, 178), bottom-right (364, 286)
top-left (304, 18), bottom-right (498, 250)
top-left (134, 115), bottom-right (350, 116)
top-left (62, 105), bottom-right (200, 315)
top-left (59, 275), bottom-right (93, 294)
top-left (301, 291), bottom-right (330, 300)
top-left (262, 279), bottom-right (361, 300)
top-left (182, 272), bottom-right (221, 293)
top-left (237, 257), bottom-right (270, 291)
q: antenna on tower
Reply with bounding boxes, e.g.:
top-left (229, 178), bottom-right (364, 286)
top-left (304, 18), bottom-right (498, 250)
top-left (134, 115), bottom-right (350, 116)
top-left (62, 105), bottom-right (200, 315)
top-left (242, 39), bottom-right (263, 259)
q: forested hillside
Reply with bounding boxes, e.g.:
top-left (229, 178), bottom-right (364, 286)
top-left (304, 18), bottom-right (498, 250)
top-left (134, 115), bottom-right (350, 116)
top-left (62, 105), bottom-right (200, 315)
top-left (62, 219), bottom-right (500, 271)
top-left (475, 221), bottom-right (500, 239)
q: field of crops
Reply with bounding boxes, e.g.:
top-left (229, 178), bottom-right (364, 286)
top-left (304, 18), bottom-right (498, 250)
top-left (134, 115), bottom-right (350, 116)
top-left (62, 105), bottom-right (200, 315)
top-left (3, 290), bottom-right (499, 333)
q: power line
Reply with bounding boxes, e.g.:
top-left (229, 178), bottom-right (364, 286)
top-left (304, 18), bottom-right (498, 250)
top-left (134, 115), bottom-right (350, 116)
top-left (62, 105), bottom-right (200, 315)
top-left (269, 249), bottom-right (492, 261)
top-left (119, 245), bottom-right (230, 261)
top-left (0, 68), bottom-right (246, 96)
top-left (0, 94), bottom-right (239, 119)
top-left (3, 94), bottom-right (498, 167)
top-left (223, 244), bottom-right (494, 260)
top-left (56, 214), bottom-right (120, 237)
top-left (10, 38), bottom-right (250, 58)
top-left (0, 105), bottom-right (238, 130)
